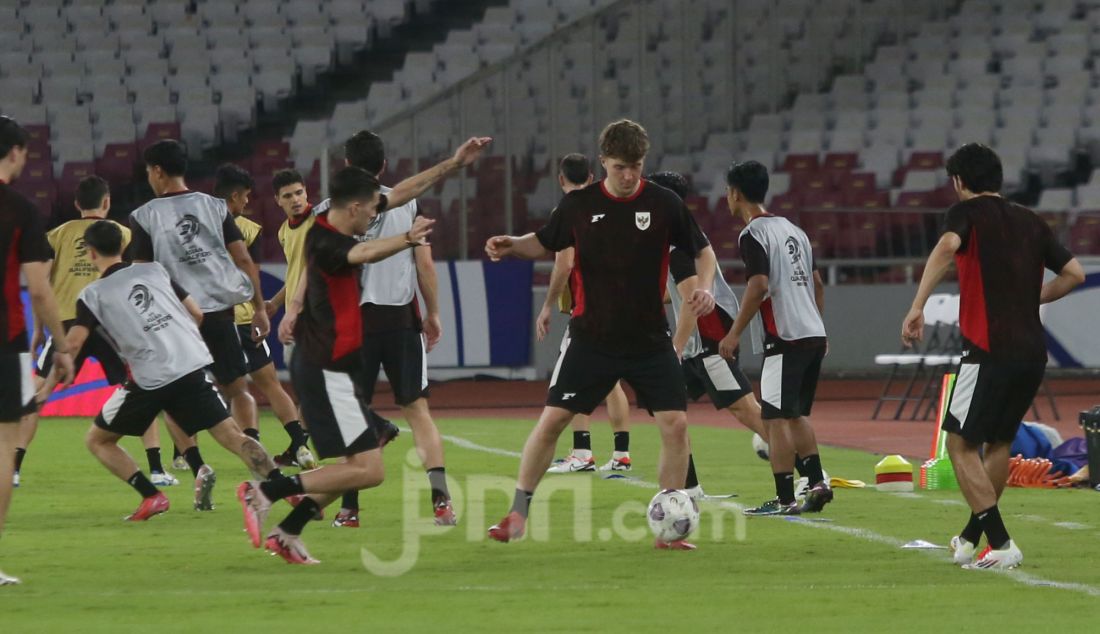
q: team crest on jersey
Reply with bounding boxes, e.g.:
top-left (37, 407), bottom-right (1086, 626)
top-left (175, 214), bottom-right (201, 244)
top-left (635, 212), bottom-right (651, 230)
top-left (785, 236), bottom-right (802, 264)
top-left (128, 284), bottom-right (154, 314)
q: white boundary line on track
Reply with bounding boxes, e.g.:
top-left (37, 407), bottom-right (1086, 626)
top-left (428, 428), bottom-right (1100, 599)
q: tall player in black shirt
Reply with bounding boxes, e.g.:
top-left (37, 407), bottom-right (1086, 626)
top-left (902, 144), bottom-right (1083, 570)
top-left (485, 120), bottom-right (718, 549)
top-left (0, 116), bottom-right (74, 585)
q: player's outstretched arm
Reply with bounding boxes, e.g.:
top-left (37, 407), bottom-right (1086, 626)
top-left (901, 232), bottom-right (960, 347)
top-left (348, 217), bottom-right (434, 265)
top-left (23, 261), bottom-right (74, 388)
top-left (485, 233), bottom-right (549, 262)
top-left (1040, 258), bottom-right (1085, 304)
top-left (414, 244), bottom-right (443, 351)
top-left (719, 274), bottom-right (769, 360)
top-left (385, 137), bottom-right (492, 210)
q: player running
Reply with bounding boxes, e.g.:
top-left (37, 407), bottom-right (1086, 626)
top-left (901, 144), bottom-right (1083, 569)
top-left (718, 160), bottom-right (833, 516)
top-left (42, 221), bottom-right (291, 522)
top-left (536, 153), bottom-right (634, 474)
top-left (236, 167), bottom-right (437, 564)
top-left (214, 164), bottom-right (315, 468)
top-left (0, 115), bottom-right (75, 586)
top-left (129, 140), bottom-right (272, 509)
top-left (21, 177), bottom-right (178, 487)
top-left (277, 135), bottom-right (492, 529)
top-left (485, 120), bottom-right (718, 550)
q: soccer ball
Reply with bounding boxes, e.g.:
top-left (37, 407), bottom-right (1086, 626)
top-left (647, 489), bottom-right (700, 543)
top-left (752, 433), bottom-right (770, 460)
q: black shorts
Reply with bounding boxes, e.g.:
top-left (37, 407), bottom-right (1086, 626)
top-left (0, 352), bottom-right (36, 421)
top-left (760, 343), bottom-right (825, 420)
top-left (37, 319), bottom-right (127, 385)
top-left (683, 353), bottom-right (753, 410)
top-left (200, 311), bottom-right (248, 385)
top-left (94, 369), bottom-right (229, 437)
top-left (236, 325), bottom-right (273, 374)
top-left (942, 360), bottom-right (1045, 445)
top-left (547, 336), bottom-right (686, 415)
top-left (289, 351), bottom-right (383, 459)
top-left (360, 328), bottom-right (429, 406)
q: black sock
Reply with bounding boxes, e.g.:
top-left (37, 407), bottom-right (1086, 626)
top-left (259, 474), bottom-right (304, 502)
top-left (172, 445), bottom-right (182, 460)
top-left (774, 472), bottom-right (796, 504)
top-left (793, 453), bottom-right (807, 478)
top-left (146, 448), bottom-right (164, 474)
top-left (14, 448), bottom-right (25, 472)
top-left (573, 431), bottom-right (591, 452)
top-left (977, 505), bottom-right (1011, 550)
top-left (278, 497), bottom-right (321, 536)
top-left (283, 421), bottom-right (308, 447)
top-left (510, 488), bottom-right (533, 518)
top-left (427, 467), bottom-right (449, 504)
top-left (685, 454), bottom-right (699, 489)
top-left (613, 431), bottom-right (630, 453)
top-left (183, 447), bottom-right (205, 478)
top-left (342, 490), bottom-right (360, 511)
top-left (243, 428), bottom-right (260, 441)
top-left (266, 468), bottom-right (285, 480)
top-left (960, 513), bottom-right (983, 545)
top-left (127, 471), bottom-right (159, 498)
top-left (799, 454), bottom-right (825, 486)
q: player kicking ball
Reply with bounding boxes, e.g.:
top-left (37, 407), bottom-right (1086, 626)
top-left (237, 167), bottom-right (440, 564)
top-left (484, 120), bottom-right (717, 550)
top-left (42, 221), bottom-right (289, 521)
top-left (718, 161), bottom-right (833, 516)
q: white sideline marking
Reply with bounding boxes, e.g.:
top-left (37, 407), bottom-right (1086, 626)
top-left (431, 427), bottom-right (1100, 599)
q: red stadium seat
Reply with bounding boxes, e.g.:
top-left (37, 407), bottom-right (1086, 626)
top-left (96, 142), bottom-right (138, 185)
top-left (800, 211), bottom-right (839, 258)
top-left (21, 157), bottom-right (53, 183)
top-left (142, 122), bottom-right (181, 146)
top-left (789, 169), bottom-right (833, 194)
top-left (770, 191), bottom-right (803, 215)
top-left (823, 152), bottom-right (859, 171)
top-left (837, 212), bottom-right (879, 257)
top-left (801, 189), bottom-right (844, 209)
top-left (895, 191), bottom-right (932, 208)
top-left (782, 153), bottom-right (821, 173)
top-left (906, 151), bottom-right (945, 171)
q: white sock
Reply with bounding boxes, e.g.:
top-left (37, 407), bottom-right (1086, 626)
top-left (612, 451), bottom-right (630, 460)
top-left (573, 449), bottom-right (593, 460)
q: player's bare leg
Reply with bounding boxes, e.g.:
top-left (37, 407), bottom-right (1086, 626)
top-left (220, 376), bottom-right (258, 435)
top-left (238, 450), bottom-right (385, 563)
top-left (489, 406), bottom-right (574, 542)
top-left (653, 410), bottom-right (690, 490)
top-left (249, 364), bottom-right (312, 467)
top-left (599, 381), bottom-right (633, 472)
top-left (206, 418), bottom-right (278, 480)
top-left (727, 394), bottom-right (766, 437)
top-left (952, 439), bottom-right (1014, 564)
top-left (141, 423), bottom-right (177, 486)
top-left (549, 410), bottom-right (595, 473)
top-left (85, 425), bottom-right (169, 521)
top-left (745, 419), bottom-right (802, 516)
top-left (0, 419), bottom-right (19, 584)
top-left (947, 434), bottom-right (1020, 568)
top-left (401, 397), bottom-right (455, 524)
top-left (12, 412), bottom-right (36, 486)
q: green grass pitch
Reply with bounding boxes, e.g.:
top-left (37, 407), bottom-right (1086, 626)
top-left (1, 415), bottom-right (1097, 632)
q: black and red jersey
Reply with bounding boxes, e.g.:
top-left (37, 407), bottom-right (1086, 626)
top-left (295, 213), bottom-right (363, 369)
top-left (943, 196), bottom-right (1073, 363)
top-left (1, 181), bottom-right (53, 353)
top-left (536, 179), bottom-right (707, 356)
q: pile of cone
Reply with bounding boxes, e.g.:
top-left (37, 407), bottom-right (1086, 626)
top-left (1007, 455), bottom-right (1074, 488)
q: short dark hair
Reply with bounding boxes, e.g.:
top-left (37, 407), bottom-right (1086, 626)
top-left (329, 166), bottom-right (381, 208)
top-left (75, 176), bottom-right (110, 211)
top-left (83, 220), bottom-right (124, 257)
top-left (646, 171), bottom-right (689, 200)
top-left (726, 160), bottom-right (769, 204)
top-left (272, 168), bottom-right (305, 194)
top-left (559, 153), bottom-right (591, 186)
top-left (142, 139), bottom-right (188, 177)
top-left (598, 119), bottom-right (650, 163)
top-left (344, 130), bottom-right (385, 174)
top-left (946, 143), bottom-right (1003, 193)
top-left (0, 115), bottom-right (29, 158)
top-left (213, 163), bottom-right (254, 198)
